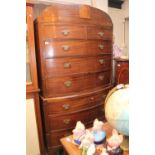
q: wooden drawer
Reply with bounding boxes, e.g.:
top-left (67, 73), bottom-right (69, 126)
top-left (46, 104), bottom-right (104, 131)
top-left (86, 40), bottom-right (112, 55)
top-left (95, 71), bottom-right (111, 87)
top-left (44, 56), bottom-right (111, 78)
top-left (42, 71), bottom-right (111, 97)
top-left (43, 89), bottom-right (109, 115)
top-left (44, 40), bottom-right (112, 58)
top-left (43, 73), bottom-right (95, 97)
top-left (87, 26), bottom-right (112, 40)
top-left (41, 25), bottom-right (86, 40)
top-left (44, 40), bottom-right (87, 58)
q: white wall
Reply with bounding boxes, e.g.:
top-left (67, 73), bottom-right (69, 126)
top-left (108, 0), bottom-right (129, 57)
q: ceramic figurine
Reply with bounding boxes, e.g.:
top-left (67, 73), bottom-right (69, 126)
top-left (91, 119), bottom-right (106, 144)
top-left (79, 130), bottom-right (95, 155)
top-left (106, 129), bottom-right (123, 155)
top-left (72, 121), bottom-right (86, 145)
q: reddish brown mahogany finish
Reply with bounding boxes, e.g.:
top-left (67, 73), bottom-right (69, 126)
top-left (35, 3), bottom-right (113, 155)
top-left (115, 58), bottom-right (129, 85)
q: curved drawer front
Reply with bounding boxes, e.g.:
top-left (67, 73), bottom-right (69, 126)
top-left (43, 70), bottom-right (111, 97)
top-left (86, 40), bottom-right (112, 55)
top-left (40, 25), bottom-right (86, 40)
top-left (44, 40), bottom-right (112, 58)
top-left (47, 105), bottom-right (104, 131)
top-left (43, 89), bottom-right (109, 115)
top-left (44, 40), bottom-right (86, 58)
top-left (44, 56), bottom-right (111, 77)
top-left (87, 26), bottom-right (112, 40)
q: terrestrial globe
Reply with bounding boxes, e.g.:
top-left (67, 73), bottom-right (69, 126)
top-left (104, 84), bottom-right (129, 150)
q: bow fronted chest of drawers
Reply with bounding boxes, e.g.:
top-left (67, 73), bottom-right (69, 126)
top-left (35, 4), bottom-right (113, 155)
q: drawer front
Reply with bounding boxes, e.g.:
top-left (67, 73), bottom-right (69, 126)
top-left (44, 74), bottom-right (96, 97)
top-left (43, 71), bottom-right (111, 97)
top-left (95, 71), bottom-right (111, 87)
top-left (86, 41), bottom-right (112, 55)
top-left (44, 40), bottom-right (86, 58)
top-left (45, 57), bottom-right (92, 77)
top-left (46, 105), bottom-right (104, 131)
top-left (44, 40), bottom-right (112, 58)
top-left (95, 56), bottom-right (112, 71)
top-left (87, 26), bottom-right (112, 40)
top-left (41, 25), bottom-right (86, 40)
top-left (44, 56), bottom-right (111, 77)
top-left (43, 89), bottom-right (109, 115)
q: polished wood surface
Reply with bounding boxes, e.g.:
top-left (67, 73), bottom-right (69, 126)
top-left (60, 123), bottom-right (129, 155)
top-left (35, 3), bottom-right (113, 154)
top-left (114, 58), bottom-right (129, 85)
top-left (44, 40), bottom-right (112, 58)
top-left (41, 71), bottom-right (111, 98)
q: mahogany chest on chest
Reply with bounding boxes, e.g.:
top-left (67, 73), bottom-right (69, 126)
top-left (35, 3), bottom-right (113, 154)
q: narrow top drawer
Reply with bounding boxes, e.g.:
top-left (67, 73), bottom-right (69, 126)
top-left (87, 26), bottom-right (112, 40)
top-left (40, 25), bottom-right (87, 40)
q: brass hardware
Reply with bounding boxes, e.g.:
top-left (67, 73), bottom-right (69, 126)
top-left (63, 119), bottom-right (71, 124)
top-left (62, 30), bottom-right (70, 36)
top-left (98, 75), bottom-right (104, 80)
top-left (62, 45), bottom-right (70, 51)
top-left (98, 44), bottom-right (104, 49)
top-left (90, 97), bottom-right (94, 101)
top-left (45, 41), bottom-right (49, 45)
top-left (64, 62), bottom-right (71, 68)
top-left (99, 59), bottom-right (105, 64)
top-left (62, 104), bottom-right (70, 110)
top-left (64, 81), bottom-right (72, 87)
top-left (98, 32), bottom-right (104, 37)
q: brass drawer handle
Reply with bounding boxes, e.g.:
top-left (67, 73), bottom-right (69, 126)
top-left (98, 44), bottom-right (104, 49)
top-left (62, 104), bottom-right (70, 110)
top-left (99, 59), bottom-right (105, 64)
top-left (64, 81), bottom-right (72, 87)
top-left (45, 41), bottom-right (49, 45)
top-left (62, 45), bottom-right (70, 51)
top-left (62, 30), bottom-right (70, 36)
top-left (90, 97), bottom-right (95, 101)
top-left (98, 32), bottom-right (104, 37)
top-left (98, 75), bottom-right (105, 80)
top-left (64, 62), bottom-right (71, 69)
top-left (63, 119), bottom-right (71, 124)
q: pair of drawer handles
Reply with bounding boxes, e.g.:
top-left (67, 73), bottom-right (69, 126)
top-left (62, 44), bottom-right (104, 51)
top-left (62, 94), bottom-right (107, 110)
top-left (64, 75), bottom-right (105, 87)
top-left (64, 59), bottom-right (105, 69)
top-left (62, 30), bottom-right (105, 37)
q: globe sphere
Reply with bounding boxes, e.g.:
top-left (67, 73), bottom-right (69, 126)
top-left (105, 85), bottom-right (129, 136)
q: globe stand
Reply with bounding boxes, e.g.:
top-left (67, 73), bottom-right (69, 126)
top-left (120, 135), bottom-right (129, 151)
